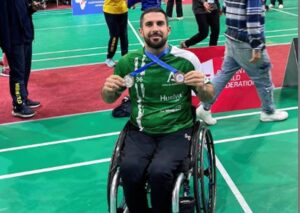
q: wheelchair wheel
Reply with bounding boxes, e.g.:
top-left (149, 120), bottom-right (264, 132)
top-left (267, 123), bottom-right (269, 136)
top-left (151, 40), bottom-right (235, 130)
top-left (107, 123), bottom-right (130, 213)
top-left (193, 126), bottom-right (216, 213)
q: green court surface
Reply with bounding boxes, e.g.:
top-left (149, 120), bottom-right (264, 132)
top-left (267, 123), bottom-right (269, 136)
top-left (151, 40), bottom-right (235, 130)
top-left (0, 1), bottom-right (298, 213)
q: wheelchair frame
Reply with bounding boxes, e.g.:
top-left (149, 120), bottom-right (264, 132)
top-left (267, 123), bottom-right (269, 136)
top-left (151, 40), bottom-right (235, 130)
top-left (107, 121), bottom-right (216, 213)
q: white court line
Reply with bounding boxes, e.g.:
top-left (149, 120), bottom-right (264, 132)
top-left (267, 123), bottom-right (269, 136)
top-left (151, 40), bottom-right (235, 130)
top-left (31, 33), bottom-right (296, 62)
top-left (128, 20), bottom-right (144, 46)
top-left (0, 158), bottom-right (111, 180)
top-left (270, 8), bottom-right (298, 16)
top-left (35, 23), bottom-right (106, 31)
top-left (0, 132), bottom-right (120, 153)
top-left (33, 43), bottom-right (142, 56)
top-left (215, 106), bottom-right (297, 121)
top-left (215, 156), bottom-right (253, 213)
top-left (32, 28), bottom-right (297, 56)
top-left (0, 125), bottom-right (297, 181)
top-left (215, 128), bottom-right (298, 144)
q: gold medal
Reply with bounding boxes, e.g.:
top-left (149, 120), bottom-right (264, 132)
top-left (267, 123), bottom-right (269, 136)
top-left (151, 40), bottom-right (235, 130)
top-left (124, 75), bottom-right (134, 88)
top-left (174, 72), bottom-right (185, 83)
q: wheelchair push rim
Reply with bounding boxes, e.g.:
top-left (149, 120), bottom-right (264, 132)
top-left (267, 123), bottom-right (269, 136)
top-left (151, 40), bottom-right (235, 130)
top-left (193, 127), bottom-right (217, 213)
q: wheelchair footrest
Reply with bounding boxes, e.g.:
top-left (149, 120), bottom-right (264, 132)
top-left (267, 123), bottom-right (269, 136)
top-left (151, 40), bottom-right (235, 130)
top-left (179, 197), bottom-right (195, 213)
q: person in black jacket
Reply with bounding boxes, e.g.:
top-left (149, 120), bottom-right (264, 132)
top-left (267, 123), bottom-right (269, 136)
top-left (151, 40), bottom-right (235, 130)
top-left (0, 0), bottom-right (43, 118)
top-left (180, 0), bottom-right (221, 48)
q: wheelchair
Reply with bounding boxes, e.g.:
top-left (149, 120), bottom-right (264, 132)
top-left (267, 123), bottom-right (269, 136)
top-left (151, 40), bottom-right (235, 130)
top-left (107, 121), bottom-right (216, 213)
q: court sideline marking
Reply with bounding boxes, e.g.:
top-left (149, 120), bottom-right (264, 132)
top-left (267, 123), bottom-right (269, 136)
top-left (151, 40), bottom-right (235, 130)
top-left (216, 156), bottom-right (253, 213)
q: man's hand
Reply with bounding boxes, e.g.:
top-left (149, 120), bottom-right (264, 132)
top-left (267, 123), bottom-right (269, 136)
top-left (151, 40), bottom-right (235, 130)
top-left (184, 70), bottom-right (207, 88)
top-left (203, 2), bottom-right (213, 13)
top-left (32, 1), bottom-right (46, 11)
top-left (101, 75), bottom-right (125, 103)
top-left (183, 71), bottom-right (215, 102)
top-left (249, 49), bottom-right (261, 63)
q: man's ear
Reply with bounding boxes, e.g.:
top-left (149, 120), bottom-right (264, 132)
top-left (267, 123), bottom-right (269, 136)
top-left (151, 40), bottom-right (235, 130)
top-left (167, 26), bottom-right (171, 36)
top-left (139, 28), bottom-right (143, 37)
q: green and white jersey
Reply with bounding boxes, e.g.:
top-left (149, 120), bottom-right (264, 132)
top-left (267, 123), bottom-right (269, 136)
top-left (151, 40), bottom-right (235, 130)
top-left (115, 45), bottom-right (202, 134)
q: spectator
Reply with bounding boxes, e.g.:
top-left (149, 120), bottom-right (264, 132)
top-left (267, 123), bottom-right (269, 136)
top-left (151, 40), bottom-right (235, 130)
top-left (103, 0), bottom-right (128, 67)
top-left (166, 0), bottom-right (183, 20)
top-left (0, 0), bottom-right (42, 118)
top-left (180, 0), bottom-right (221, 48)
top-left (197, 0), bottom-right (288, 125)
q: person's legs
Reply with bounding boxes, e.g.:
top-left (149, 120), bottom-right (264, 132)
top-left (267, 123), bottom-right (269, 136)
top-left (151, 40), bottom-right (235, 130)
top-left (183, 14), bottom-right (209, 47)
top-left (104, 12), bottom-right (119, 66)
top-left (175, 0), bottom-right (183, 18)
top-left (166, 0), bottom-right (175, 18)
top-left (148, 127), bottom-right (192, 213)
top-left (23, 42), bottom-right (32, 98)
top-left (233, 43), bottom-right (275, 113)
top-left (118, 12), bottom-right (128, 56)
top-left (207, 10), bottom-right (220, 46)
top-left (197, 39), bottom-right (240, 125)
top-left (120, 124), bottom-right (156, 213)
top-left (202, 39), bottom-right (241, 110)
top-left (6, 45), bottom-right (35, 118)
top-left (230, 40), bottom-right (287, 121)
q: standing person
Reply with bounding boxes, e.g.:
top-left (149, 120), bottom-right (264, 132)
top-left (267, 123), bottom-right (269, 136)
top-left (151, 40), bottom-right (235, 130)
top-left (269, 0), bottom-right (283, 9)
top-left (166, 0), bottom-right (183, 20)
top-left (180, 0), bottom-right (221, 48)
top-left (196, 0), bottom-right (288, 125)
top-left (0, 0), bottom-right (42, 118)
top-left (102, 8), bottom-right (214, 213)
top-left (103, 0), bottom-right (128, 67)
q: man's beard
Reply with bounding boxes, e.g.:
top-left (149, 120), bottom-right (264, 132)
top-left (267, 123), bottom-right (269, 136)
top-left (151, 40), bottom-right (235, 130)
top-left (144, 36), bottom-right (167, 49)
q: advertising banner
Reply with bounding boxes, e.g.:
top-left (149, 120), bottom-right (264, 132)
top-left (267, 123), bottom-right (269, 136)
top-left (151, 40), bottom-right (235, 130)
top-left (189, 46), bottom-right (261, 113)
top-left (72, 0), bottom-right (104, 15)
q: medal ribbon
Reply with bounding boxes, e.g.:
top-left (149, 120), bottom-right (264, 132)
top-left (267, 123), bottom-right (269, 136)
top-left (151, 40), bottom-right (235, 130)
top-left (144, 49), bottom-right (179, 75)
top-left (128, 47), bottom-right (170, 77)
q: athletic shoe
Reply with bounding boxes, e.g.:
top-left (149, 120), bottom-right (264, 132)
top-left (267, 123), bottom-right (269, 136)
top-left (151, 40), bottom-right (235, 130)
top-left (260, 110), bottom-right (288, 122)
top-left (0, 67), bottom-right (10, 77)
top-left (196, 105), bottom-right (217, 125)
top-left (12, 104), bottom-right (36, 118)
top-left (269, 4), bottom-right (274, 8)
top-left (179, 41), bottom-right (187, 48)
top-left (105, 58), bottom-right (116, 68)
top-left (177, 16), bottom-right (184, 20)
top-left (26, 99), bottom-right (41, 108)
top-left (278, 4), bottom-right (284, 9)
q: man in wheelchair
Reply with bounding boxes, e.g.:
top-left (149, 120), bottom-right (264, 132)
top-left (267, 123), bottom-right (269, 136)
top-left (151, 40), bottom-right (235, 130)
top-left (101, 8), bottom-right (215, 213)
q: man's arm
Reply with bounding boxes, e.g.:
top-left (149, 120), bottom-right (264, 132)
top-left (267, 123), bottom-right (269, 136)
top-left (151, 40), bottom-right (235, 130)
top-left (183, 71), bottom-right (215, 102)
top-left (101, 75), bottom-right (125, 103)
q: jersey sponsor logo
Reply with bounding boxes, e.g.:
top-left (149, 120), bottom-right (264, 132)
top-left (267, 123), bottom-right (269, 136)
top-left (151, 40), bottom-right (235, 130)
top-left (160, 93), bottom-right (182, 102)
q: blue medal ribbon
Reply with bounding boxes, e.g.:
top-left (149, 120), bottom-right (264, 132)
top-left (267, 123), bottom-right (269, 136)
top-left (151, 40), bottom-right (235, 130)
top-left (144, 49), bottom-right (179, 75)
top-left (128, 47), bottom-right (170, 77)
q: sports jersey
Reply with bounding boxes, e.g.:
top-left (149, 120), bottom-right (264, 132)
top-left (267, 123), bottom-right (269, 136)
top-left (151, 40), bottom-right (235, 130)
top-left (103, 0), bottom-right (128, 14)
top-left (114, 46), bottom-right (202, 134)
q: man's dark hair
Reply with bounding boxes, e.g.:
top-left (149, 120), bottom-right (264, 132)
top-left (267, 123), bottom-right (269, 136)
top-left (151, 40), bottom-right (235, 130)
top-left (140, 8), bottom-right (169, 27)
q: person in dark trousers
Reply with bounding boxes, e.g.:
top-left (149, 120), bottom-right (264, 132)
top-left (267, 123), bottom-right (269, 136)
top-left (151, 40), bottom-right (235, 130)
top-left (166, 0), bottom-right (183, 20)
top-left (102, 8), bottom-right (214, 213)
top-left (180, 0), bottom-right (221, 48)
top-left (0, 0), bottom-right (42, 118)
top-left (103, 0), bottom-right (128, 67)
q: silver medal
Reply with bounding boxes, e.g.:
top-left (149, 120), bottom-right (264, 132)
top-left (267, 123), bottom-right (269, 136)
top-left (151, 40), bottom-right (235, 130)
top-left (174, 72), bottom-right (185, 83)
top-left (124, 75), bottom-right (134, 88)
